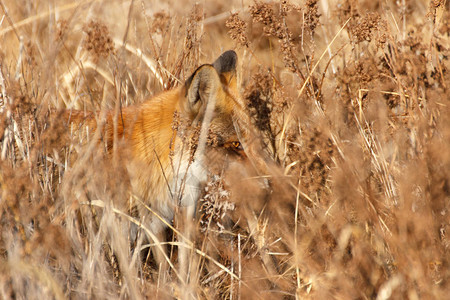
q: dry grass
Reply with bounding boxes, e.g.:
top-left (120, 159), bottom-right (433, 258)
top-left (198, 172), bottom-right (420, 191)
top-left (1, 0), bottom-right (449, 299)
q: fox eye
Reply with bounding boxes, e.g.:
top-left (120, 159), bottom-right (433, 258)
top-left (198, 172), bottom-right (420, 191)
top-left (230, 141), bottom-right (243, 150)
top-left (222, 141), bottom-right (244, 154)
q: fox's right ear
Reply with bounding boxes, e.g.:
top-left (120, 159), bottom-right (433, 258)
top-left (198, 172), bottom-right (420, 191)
top-left (213, 50), bottom-right (237, 89)
top-left (184, 64), bottom-right (222, 119)
top-left (212, 50), bottom-right (237, 76)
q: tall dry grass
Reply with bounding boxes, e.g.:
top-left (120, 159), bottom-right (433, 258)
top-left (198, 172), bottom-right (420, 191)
top-left (0, 0), bottom-right (449, 299)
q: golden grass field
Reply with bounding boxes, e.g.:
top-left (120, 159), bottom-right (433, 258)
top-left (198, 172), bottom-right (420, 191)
top-left (0, 0), bottom-right (449, 299)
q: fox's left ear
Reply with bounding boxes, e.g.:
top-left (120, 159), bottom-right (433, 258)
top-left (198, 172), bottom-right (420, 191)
top-left (184, 64), bottom-right (223, 119)
top-left (183, 50), bottom-right (238, 120)
top-left (212, 50), bottom-right (238, 89)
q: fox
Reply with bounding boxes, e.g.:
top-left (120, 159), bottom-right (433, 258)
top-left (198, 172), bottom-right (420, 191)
top-left (64, 50), bottom-right (245, 241)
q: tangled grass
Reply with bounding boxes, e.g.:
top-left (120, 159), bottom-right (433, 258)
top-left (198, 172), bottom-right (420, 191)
top-left (0, 0), bottom-right (449, 299)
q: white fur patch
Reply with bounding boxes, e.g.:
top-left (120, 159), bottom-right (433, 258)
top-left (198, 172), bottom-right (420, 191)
top-left (171, 154), bottom-right (207, 208)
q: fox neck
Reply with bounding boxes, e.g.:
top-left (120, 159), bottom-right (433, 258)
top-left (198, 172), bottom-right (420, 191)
top-left (169, 114), bottom-right (207, 208)
top-left (136, 88), bottom-right (207, 208)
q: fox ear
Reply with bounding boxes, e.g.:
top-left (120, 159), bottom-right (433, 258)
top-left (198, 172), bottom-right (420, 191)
top-left (212, 50), bottom-right (237, 87)
top-left (213, 50), bottom-right (237, 75)
top-left (184, 64), bottom-right (222, 119)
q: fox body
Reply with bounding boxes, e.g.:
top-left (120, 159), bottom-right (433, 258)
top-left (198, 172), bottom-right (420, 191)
top-left (66, 50), bottom-right (244, 234)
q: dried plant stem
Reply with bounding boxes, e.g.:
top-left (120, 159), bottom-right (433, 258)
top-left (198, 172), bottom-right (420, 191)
top-left (0, 0), bottom-right (103, 37)
top-left (278, 17), bottom-right (351, 152)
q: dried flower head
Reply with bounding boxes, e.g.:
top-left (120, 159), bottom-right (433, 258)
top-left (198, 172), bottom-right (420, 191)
top-left (151, 11), bottom-right (170, 34)
top-left (226, 13), bottom-right (249, 47)
top-left (83, 20), bottom-right (115, 60)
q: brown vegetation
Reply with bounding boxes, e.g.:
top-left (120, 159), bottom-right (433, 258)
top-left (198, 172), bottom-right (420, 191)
top-left (0, 0), bottom-right (449, 299)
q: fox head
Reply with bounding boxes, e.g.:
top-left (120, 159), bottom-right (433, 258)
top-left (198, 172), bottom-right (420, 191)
top-left (181, 50), bottom-right (245, 164)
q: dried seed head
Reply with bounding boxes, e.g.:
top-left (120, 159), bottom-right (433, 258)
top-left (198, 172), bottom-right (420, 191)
top-left (226, 13), bottom-right (250, 47)
top-left (83, 20), bottom-right (115, 61)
